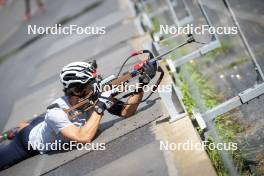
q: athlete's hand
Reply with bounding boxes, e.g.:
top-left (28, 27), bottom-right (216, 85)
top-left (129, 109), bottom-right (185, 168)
top-left (94, 90), bottom-right (114, 115)
top-left (98, 90), bottom-right (114, 109)
top-left (139, 62), bottom-right (157, 85)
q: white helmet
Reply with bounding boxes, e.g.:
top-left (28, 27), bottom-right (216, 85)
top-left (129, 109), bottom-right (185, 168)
top-left (60, 61), bottom-right (97, 88)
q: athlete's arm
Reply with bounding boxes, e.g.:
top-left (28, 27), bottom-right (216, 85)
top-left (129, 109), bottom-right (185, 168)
top-left (60, 90), bottom-right (113, 144)
top-left (119, 62), bottom-right (157, 118)
top-left (120, 92), bottom-right (143, 118)
top-left (60, 111), bottom-right (102, 144)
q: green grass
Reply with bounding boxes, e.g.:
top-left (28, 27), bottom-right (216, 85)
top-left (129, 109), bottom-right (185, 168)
top-left (151, 17), bottom-right (160, 33)
top-left (180, 63), bottom-right (249, 175)
top-left (206, 137), bottom-right (228, 176)
top-left (215, 114), bottom-right (248, 174)
top-left (142, 3), bottom-right (160, 33)
top-left (186, 64), bottom-right (221, 108)
top-left (179, 74), bottom-right (196, 116)
top-left (144, 3), bottom-right (153, 14)
top-left (181, 64), bottom-right (228, 175)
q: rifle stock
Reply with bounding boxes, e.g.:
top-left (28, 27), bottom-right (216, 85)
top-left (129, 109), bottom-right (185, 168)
top-left (111, 72), bottom-right (132, 85)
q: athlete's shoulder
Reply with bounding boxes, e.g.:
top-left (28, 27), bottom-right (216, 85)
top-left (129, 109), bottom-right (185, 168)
top-left (50, 96), bottom-right (70, 109)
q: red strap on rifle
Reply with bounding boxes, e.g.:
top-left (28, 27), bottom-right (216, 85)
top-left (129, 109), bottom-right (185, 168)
top-left (134, 60), bottom-right (147, 71)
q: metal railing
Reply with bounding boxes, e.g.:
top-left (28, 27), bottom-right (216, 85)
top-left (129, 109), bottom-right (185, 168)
top-left (135, 0), bottom-right (264, 175)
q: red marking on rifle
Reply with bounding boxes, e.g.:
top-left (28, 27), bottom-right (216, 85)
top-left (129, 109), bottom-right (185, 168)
top-left (134, 60), bottom-right (147, 71)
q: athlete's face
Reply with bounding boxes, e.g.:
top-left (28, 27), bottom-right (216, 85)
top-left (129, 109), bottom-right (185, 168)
top-left (73, 83), bottom-right (95, 110)
top-left (79, 79), bottom-right (99, 98)
top-left (81, 84), bottom-right (94, 97)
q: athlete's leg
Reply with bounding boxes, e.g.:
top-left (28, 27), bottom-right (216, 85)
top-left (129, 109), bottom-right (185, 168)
top-left (0, 118), bottom-right (42, 170)
top-left (0, 138), bottom-right (31, 170)
top-left (18, 114), bottom-right (45, 131)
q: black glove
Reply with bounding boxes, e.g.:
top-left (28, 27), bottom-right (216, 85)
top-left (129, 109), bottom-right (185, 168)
top-left (94, 90), bottom-right (114, 115)
top-left (138, 62), bottom-right (157, 85)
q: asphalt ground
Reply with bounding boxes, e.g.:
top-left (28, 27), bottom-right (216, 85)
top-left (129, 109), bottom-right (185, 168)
top-left (0, 0), bottom-right (121, 132)
top-left (45, 123), bottom-right (168, 176)
top-left (0, 0), bottom-right (103, 56)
